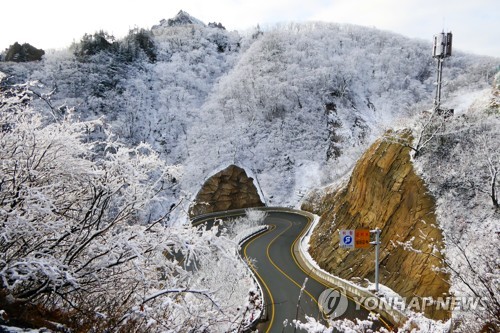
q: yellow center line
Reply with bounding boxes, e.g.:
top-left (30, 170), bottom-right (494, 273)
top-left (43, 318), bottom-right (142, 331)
top-left (290, 216), bottom-right (394, 331)
top-left (198, 211), bottom-right (393, 331)
top-left (265, 220), bottom-right (322, 307)
top-left (245, 219), bottom-right (325, 332)
top-left (243, 225), bottom-right (276, 333)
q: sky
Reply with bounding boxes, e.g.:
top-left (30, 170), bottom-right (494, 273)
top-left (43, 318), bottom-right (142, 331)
top-left (1, 0), bottom-right (498, 57)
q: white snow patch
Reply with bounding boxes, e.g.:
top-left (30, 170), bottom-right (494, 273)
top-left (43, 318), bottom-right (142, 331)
top-left (447, 88), bottom-right (491, 115)
top-left (0, 326), bottom-right (47, 333)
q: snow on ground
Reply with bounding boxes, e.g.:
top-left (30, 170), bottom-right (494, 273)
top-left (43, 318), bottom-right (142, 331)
top-left (2, 19), bottom-right (496, 214)
top-left (0, 326), bottom-right (50, 333)
top-left (446, 88), bottom-right (491, 115)
top-left (0, 14), bottom-right (498, 332)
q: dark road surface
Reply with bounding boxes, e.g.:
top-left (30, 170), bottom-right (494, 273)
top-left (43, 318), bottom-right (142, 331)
top-left (193, 209), bottom-right (392, 332)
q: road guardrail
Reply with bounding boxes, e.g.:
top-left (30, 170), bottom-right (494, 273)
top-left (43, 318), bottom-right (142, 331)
top-left (191, 207), bottom-right (408, 328)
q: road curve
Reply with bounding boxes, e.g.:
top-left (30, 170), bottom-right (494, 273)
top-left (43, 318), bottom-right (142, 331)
top-left (244, 211), bottom-right (389, 332)
top-left (192, 209), bottom-right (392, 332)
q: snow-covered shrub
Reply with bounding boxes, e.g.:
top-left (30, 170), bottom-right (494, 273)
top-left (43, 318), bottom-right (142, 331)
top-left (225, 208), bottom-right (267, 239)
top-left (292, 314), bottom-right (392, 333)
top-left (411, 88), bottom-right (500, 332)
top-left (0, 82), bottom-right (258, 332)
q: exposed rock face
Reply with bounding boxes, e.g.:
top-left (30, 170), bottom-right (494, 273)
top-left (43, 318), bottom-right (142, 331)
top-left (189, 165), bottom-right (264, 217)
top-left (302, 131), bottom-right (450, 320)
top-left (4, 42), bottom-right (45, 62)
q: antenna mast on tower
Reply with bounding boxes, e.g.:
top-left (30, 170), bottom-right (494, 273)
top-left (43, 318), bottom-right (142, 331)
top-left (432, 32), bottom-right (453, 110)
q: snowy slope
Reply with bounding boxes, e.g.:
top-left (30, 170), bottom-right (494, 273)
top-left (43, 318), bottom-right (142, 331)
top-left (0, 14), bottom-right (498, 216)
top-left (412, 80), bottom-right (499, 332)
top-left (182, 22), bottom-right (498, 207)
top-left (1, 12), bottom-right (499, 333)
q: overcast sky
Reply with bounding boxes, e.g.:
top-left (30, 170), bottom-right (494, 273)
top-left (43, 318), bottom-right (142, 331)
top-left (1, 0), bottom-right (498, 57)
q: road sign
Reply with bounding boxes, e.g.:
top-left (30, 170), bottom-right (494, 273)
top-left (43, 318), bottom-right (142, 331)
top-left (339, 230), bottom-right (354, 249)
top-left (339, 228), bottom-right (382, 292)
top-left (355, 229), bottom-right (370, 248)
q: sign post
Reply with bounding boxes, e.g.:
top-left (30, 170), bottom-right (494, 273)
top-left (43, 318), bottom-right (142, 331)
top-left (370, 229), bottom-right (381, 293)
top-left (339, 228), bottom-right (382, 293)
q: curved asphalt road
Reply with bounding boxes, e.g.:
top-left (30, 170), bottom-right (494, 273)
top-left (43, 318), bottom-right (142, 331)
top-left (243, 211), bottom-right (392, 333)
top-left (193, 210), bottom-right (392, 332)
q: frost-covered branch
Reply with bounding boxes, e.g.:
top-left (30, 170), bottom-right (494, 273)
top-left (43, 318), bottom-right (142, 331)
top-left (142, 288), bottom-right (223, 314)
top-left (0, 84), bottom-right (261, 331)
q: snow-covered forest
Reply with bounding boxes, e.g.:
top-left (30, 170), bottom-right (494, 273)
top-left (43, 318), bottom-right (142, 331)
top-left (0, 81), bottom-right (266, 331)
top-left (2, 12), bottom-right (497, 210)
top-left (412, 83), bottom-right (500, 332)
top-left (1, 10), bottom-right (499, 333)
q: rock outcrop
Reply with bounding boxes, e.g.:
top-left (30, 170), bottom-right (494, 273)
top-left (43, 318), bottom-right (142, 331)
top-left (153, 10), bottom-right (206, 30)
top-left (302, 131), bottom-right (450, 320)
top-left (189, 165), bottom-right (264, 217)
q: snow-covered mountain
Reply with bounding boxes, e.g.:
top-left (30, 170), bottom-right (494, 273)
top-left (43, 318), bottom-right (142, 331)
top-left (1, 11), bottom-right (499, 333)
top-left (0, 12), bottom-right (498, 214)
top-left (153, 10), bottom-right (207, 28)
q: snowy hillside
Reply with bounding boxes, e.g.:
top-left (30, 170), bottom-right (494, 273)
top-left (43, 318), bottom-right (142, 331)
top-left (0, 13), bottom-right (498, 215)
top-left (1, 10), bottom-right (499, 333)
top-left (183, 22), bottom-right (498, 207)
top-left (412, 79), bottom-right (500, 332)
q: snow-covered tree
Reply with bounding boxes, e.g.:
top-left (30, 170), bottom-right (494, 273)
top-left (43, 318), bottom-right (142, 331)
top-left (409, 82), bottom-right (500, 332)
top-left (0, 82), bottom-right (261, 332)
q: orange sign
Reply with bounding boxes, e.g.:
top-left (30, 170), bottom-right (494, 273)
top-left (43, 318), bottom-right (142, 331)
top-left (355, 229), bottom-right (370, 248)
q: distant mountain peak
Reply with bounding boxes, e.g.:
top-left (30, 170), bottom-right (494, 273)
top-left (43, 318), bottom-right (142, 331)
top-left (157, 10), bottom-right (206, 28)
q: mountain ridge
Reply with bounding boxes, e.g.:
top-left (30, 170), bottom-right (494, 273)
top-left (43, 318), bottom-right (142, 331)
top-left (153, 10), bottom-right (207, 30)
top-left (0, 13), bottom-right (498, 213)
top-left (0, 11), bottom-right (499, 332)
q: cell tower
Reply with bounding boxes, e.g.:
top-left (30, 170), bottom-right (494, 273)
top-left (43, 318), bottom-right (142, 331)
top-left (432, 32), bottom-right (452, 110)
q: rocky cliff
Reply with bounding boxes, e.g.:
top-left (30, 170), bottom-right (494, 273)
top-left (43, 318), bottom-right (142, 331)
top-left (189, 165), bottom-right (264, 217)
top-left (302, 131), bottom-right (450, 320)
